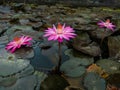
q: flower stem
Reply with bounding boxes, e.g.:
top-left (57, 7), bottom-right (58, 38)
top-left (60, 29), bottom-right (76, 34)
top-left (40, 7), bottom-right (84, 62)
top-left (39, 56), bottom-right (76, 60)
top-left (100, 28), bottom-right (106, 46)
top-left (58, 42), bottom-right (62, 71)
top-left (51, 42), bottom-right (62, 75)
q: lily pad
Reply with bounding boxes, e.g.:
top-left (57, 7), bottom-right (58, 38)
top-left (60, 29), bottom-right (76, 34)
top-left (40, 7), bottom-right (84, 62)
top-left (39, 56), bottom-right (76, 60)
top-left (60, 59), bottom-right (86, 77)
top-left (96, 59), bottom-right (120, 74)
top-left (5, 25), bottom-right (43, 41)
top-left (0, 59), bottom-right (30, 76)
top-left (84, 72), bottom-right (106, 90)
top-left (14, 47), bottom-right (34, 59)
top-left (0, 52), bottom-right (35, 88)
top-left (65, 49), bottom-right (94, 66)
top-left (0, 76), bottom-right (17, 87)
top-left (34, 71), bottom-right (47, 90)
top-left (5, 75), bottom-right (37, 90)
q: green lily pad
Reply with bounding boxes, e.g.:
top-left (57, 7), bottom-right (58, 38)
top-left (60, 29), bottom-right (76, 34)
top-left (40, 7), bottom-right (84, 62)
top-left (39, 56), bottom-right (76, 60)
top-left (60, 60), bottom-right (86, 77)
top-left (84, 72), bottom-right (106, 90)
top-left (65, 49), bottom-right (94, 66)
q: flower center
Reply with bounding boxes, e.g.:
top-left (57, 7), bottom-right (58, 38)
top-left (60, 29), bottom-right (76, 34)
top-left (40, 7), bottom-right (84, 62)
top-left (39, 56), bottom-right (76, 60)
top-left (57, 23), bottom-right (63, 34)
top-left (13, 37), bottom-right (21, 44)
top-left (104, 19), bottom-right (110, 26)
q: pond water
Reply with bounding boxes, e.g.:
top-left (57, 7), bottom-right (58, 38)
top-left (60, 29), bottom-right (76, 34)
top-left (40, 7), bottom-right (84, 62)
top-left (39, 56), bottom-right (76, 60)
top-left (0, 2), bottom-right (120, 90)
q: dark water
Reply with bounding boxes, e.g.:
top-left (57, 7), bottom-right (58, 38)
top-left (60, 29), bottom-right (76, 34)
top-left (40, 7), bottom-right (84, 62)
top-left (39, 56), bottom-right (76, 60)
top-left (30, 43), bottom-right (69, 73)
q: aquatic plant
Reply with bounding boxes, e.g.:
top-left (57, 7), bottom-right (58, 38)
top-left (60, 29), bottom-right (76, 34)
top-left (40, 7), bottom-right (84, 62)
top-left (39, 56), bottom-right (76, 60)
top-left (5, 35), bottom-right (32, 53)
top-left (44, 23), bottom-right (76, 43)
top-left (97, 19), bottom-right (116, 45)
top-left (44, 23), bottom-right (76, 73)
top-left (97, 19), bottom-right (116, 31)
top-left (84, 72), bottom-right (106, 90)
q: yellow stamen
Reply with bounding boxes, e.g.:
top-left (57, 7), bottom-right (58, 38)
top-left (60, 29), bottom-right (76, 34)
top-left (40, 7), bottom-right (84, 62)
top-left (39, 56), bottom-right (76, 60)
top-left (104, 19), bottom-right (110, 26)
top-left (57, 23), bottom-right (63, 34)
top-left (105, 19), bottom-right (110, 23)
top-left (13, 37), bottom-right (21, 44)
top-left (14, 37), bottom-right (20, 41)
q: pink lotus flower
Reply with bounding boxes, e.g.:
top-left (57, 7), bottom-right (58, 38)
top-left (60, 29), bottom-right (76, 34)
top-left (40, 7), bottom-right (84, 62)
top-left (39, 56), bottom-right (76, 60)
top-left (97, 19), bottom-right (116, 31)
top-left (44, 23), bottom-right (76, 42)
top-left (5, 36), bottom-right (32, 53)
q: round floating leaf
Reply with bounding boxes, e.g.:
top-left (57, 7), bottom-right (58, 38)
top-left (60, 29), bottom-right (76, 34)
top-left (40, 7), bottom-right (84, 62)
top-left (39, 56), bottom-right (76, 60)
top-left (65, 49), bottom-right (94, 66)
top-left (5, 75), bottom-right (37, 90)
top-left (0, 59), bottom-right (30, 76)
top-left (84, 72), bottom-right (106, 90)
top-left (60, 60), bottom-right (86, 77)
top-left (96, 59), bottom-right (120, 74)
